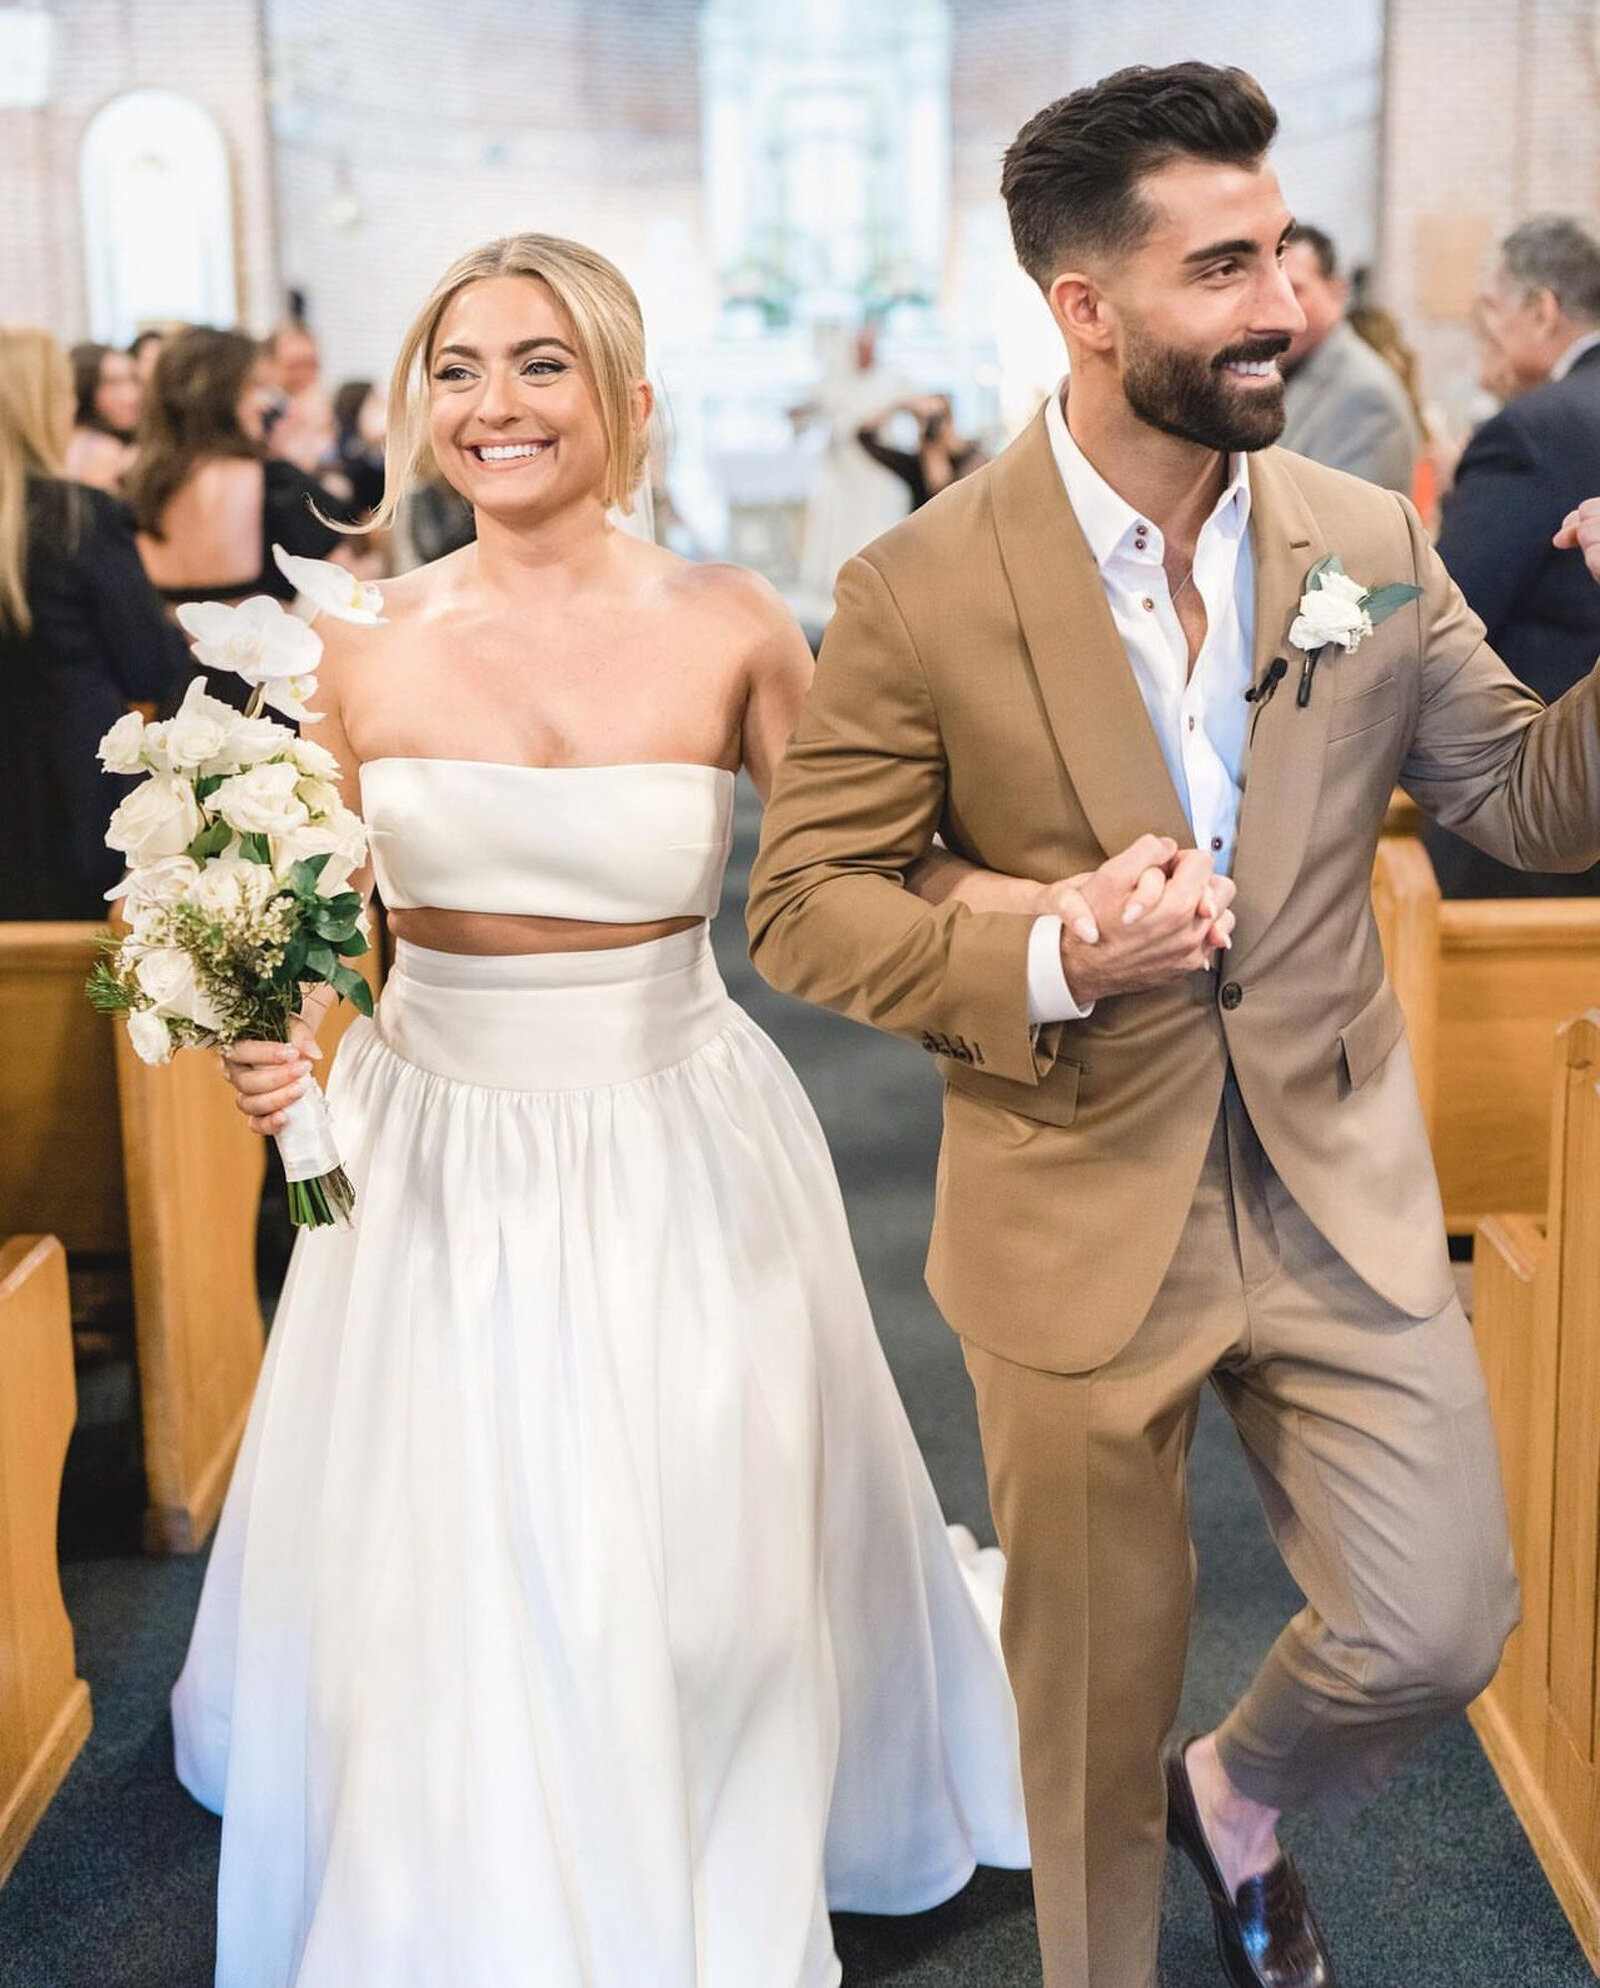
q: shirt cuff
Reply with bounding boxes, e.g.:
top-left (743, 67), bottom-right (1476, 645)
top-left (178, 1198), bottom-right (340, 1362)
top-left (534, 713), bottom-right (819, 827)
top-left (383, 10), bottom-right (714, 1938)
top-left (1026, 914), bottom-right (1094, 1025)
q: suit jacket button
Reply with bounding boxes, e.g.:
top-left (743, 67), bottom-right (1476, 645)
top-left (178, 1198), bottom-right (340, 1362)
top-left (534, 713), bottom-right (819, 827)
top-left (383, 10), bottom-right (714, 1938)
top-left (1219, 981), bottom-right (1243, 1011)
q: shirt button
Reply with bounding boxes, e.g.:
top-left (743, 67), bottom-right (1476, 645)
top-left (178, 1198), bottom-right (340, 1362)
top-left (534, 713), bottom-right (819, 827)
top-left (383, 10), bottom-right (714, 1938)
top-left (1142, 596), bottom-right (1155, 612)
top-left (1220, 981), bottom-right (1243, 1011)
top-left (1211, 835), bottom-right (1224, 852)
top-left (1187, 715), bottom-right (1196, 732)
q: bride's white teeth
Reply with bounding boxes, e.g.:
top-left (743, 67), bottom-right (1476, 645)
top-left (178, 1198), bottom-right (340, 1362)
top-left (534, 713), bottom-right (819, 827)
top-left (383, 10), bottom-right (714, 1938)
top-left (473, 441), bottom-right (551, 462)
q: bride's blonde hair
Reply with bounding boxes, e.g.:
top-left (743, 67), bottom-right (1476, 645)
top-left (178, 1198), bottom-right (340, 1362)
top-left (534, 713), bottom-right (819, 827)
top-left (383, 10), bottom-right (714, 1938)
top-left (363, 233), bottom-right (648, 530)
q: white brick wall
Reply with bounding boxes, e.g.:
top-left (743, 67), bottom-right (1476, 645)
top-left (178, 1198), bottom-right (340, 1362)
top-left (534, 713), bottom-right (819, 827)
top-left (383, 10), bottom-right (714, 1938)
top-left (5, 0), bottom-right (1593, 453)
top-left (0, 0), bottom-right (278, 337)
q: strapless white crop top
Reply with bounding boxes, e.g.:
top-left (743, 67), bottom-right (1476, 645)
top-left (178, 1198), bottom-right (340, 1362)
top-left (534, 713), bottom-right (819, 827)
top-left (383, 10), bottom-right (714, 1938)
top-left (358, 758), bottom-right (736, 922)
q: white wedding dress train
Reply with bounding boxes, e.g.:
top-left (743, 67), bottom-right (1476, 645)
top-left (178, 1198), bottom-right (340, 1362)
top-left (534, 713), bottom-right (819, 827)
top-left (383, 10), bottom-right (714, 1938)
top-left (172, 760), bottom-right (1027, 1988)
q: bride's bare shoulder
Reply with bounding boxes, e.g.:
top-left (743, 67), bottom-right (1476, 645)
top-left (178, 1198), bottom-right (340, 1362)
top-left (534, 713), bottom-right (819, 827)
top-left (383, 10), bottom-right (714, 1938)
top-left (664, 554), bottom-right (798, 642)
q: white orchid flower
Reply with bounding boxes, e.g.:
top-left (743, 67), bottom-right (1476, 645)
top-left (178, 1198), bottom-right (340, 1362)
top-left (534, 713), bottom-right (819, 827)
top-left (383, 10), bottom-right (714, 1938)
top-left (258, 672), bottom-right (323, 724)
top-left (272, 546), bottom-right (386, 624)
top-left (175, 594), bottom-right (324, 690)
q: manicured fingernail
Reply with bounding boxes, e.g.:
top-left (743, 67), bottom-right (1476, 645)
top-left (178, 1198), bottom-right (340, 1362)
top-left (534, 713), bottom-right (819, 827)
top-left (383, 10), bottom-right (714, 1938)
top-left (1124, 902), bottom-right (1147, 925)
top-left (280, 1045), bottom-right (298, 1061)
top-left (307, 1042), bottom-right (323, 1060)
top-left (1072, 916), bottom-right (1100, 944)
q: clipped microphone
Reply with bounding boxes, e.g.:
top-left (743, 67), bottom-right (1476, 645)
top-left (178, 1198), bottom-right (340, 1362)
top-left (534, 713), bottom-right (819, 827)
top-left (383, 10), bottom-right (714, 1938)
top-left (1244, 656), bottom-right (1289, 704)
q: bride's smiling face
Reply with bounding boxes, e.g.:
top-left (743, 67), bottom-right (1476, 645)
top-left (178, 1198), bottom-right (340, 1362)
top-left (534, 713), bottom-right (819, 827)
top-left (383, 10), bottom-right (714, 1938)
top-left (427, 276), bottom-right (609, 520)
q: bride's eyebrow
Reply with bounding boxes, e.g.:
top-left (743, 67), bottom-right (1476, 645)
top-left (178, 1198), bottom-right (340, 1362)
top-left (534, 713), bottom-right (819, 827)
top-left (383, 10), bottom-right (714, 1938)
top-left (433, 338), bottom-right (577, 361)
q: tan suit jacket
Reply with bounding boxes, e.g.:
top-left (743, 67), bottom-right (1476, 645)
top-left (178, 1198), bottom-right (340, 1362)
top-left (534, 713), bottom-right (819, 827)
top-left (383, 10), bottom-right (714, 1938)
top-left (748, 408), bottom-right (1600, 1373)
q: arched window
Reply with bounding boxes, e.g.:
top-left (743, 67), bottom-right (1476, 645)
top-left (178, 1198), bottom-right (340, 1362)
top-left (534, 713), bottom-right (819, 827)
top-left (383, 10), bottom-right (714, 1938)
top-left (81, 90), bottom-right (237, 343)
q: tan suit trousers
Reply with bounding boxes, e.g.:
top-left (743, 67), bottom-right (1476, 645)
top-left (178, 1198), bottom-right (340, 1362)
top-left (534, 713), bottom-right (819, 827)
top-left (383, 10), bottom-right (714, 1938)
top-left (963, 1080), bottom-right (1519, 1988)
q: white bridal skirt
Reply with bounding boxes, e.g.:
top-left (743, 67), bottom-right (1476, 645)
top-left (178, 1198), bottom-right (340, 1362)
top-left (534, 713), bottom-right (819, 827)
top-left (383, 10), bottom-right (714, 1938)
top-left (172, 928), bottom-right (1027, 1988)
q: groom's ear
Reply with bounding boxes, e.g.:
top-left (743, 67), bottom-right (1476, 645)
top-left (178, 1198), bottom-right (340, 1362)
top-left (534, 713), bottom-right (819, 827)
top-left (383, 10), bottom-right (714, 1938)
top-left (1048, 270), bottom-right (1116, 354)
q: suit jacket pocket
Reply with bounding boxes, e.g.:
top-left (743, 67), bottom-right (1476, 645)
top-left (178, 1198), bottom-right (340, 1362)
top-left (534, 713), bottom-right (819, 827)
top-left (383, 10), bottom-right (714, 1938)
top-left (945, 1054), bottom-right (1081, 1129)
top-left (1326, 672), bottom-right (1401, 743)
top-left (1338, 978), bottom-right (1407, 1090)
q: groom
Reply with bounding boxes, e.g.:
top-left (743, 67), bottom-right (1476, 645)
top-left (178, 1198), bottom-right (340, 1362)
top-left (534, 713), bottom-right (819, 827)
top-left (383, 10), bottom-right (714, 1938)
top-left (749, 62), bottom-right (1600, 1988)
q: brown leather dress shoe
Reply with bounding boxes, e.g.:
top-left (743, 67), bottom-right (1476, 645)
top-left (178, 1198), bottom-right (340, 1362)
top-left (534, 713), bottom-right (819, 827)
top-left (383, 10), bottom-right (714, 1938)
top-left (1164, 1739), bottom-right (1340, 1988)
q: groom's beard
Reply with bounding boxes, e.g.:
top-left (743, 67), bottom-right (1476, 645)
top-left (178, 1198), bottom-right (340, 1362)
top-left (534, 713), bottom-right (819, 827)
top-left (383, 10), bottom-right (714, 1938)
top-left (1121, 327), bottom-right (1291, 453)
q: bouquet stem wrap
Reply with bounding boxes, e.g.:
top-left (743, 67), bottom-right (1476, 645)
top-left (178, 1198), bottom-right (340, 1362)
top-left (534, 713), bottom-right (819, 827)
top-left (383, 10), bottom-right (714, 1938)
top-left (276, 1081), bottom-right (355, 1227)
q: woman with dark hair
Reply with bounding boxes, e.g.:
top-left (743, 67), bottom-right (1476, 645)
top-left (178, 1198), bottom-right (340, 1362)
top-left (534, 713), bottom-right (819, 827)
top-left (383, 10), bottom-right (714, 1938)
top-left (331, 377), bottom-right (388, 521)
top-left (128, 326), bottom-right (348, 624)
top-left (0, 326), bottom-right (185, 918)
top-left (64, 340), bottom-right (141, 491)
top-left (854, 392), bottom-right (987, 510)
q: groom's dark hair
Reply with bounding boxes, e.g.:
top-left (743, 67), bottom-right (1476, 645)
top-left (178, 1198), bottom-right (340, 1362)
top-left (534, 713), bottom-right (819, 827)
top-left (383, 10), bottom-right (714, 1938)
top-left (1003, 63), bottom-right (1279, 290)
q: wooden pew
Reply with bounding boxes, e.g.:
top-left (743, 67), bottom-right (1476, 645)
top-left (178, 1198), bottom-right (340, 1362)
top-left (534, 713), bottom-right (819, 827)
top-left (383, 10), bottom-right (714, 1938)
top-left (0, 924), bottom-right (263, 1552)
top-left (1370, 840), bottom-right (1600, 1229)
top-left (0, 1236), bottom-right (92, 1885)
top-left (1469, 1013), bottom-right (1600, 1970)
top-left (0, 919), bottom-right (383, 1551)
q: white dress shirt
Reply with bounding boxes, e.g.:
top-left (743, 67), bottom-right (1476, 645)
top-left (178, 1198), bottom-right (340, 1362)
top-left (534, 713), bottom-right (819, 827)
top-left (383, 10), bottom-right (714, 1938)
top-left (1551, 329), bottom-right (1600, 381)
top-left (1026, 381), bottom-right (1257, 1022)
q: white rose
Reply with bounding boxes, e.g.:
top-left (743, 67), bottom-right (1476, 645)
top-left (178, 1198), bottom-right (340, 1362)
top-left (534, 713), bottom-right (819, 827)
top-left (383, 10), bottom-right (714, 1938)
top-left (185, 854), bottom-right (277, 920)
top-left (296, 776), bottom-right (344, 818)
top-left (106, 774), bottom-right (204, 866)
top-left (175, 594), bottom-right (324, 689)
top-left (164, 677), bottom-right (235, 772)
top-left (271, 545), bottom-right (386, 624)
top-left (222, 714), bottom-right (300, 767)
top-left (212, 760), bottom-right (312, 838)
top-left (99, 710), bottom-right (148, 773)
top-left (126, 1007), bottom-right (175, 1066)
top-left (289, 736), bottom-right (341, 780)
top-left (273, 808), bottom-right (368, 894)
top-left (133, 946), bottom-right (223, 1029)
top-left (106, 853), bottom-right (200, 910)
top-left (1289, 574), bottom-right (1372, 653)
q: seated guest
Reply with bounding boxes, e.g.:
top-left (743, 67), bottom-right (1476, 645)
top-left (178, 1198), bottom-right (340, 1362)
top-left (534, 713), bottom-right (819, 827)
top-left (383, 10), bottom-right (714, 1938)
top-left (1428, 214), bottom-right (1600, 897)
top-left (1280, 223), bottom-right (1420, 493)
top-left (128, 325), bottom-right (346, 630)
top-left (65, 342), bottom-right (142, 492)
top-left (0, 326), bottom-right (186, 920)
top-left (855, 393), bottom-right (988, 511)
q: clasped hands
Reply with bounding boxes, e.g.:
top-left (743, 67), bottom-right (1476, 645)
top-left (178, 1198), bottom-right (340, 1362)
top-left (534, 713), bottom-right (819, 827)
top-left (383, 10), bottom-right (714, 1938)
top-left (1040, 834), bottom-right (1235, 1005)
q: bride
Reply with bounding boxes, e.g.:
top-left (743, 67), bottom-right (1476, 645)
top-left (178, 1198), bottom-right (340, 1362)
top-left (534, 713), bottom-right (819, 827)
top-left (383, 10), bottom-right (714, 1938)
top-left (172, 233), bottom-right (1028, 1988)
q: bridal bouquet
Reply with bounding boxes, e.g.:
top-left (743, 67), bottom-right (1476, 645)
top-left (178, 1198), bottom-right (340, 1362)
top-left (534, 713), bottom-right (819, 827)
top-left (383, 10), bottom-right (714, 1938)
top-left (87, 550), bottom-right (384, 1228)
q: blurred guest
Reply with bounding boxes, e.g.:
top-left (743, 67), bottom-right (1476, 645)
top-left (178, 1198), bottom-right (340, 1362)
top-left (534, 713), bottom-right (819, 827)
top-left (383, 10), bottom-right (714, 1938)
top-left (1347, 301), bottom-right (1447, 523)
top-left (65, 341), bottom-right (142, 491)
top-left (1279, 224), bottom-right (1420, 493)
top-left (795, 321), bottom-right (910, 618)
top-left (855, 393), bottom-right (988, 510)
top-left (1428, 215), bottom-right (1600, 897)
top-left (128, 326), bottom-right (345, 628)
top-left (129, 326), bottom-right (169, 388)
top-left (396, 470), bottom-right (476, 567)
top-left (263, 317), bottom-right (337, 477)
top-left (0, 326), bottom-right (186, 919)
top-left (332, 378), bottom-right (387, 520)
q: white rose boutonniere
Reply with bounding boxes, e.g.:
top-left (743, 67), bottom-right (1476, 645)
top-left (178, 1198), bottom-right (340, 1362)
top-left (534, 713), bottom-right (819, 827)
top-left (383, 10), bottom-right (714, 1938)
top-left (1286, 555), bottom-right (1423, 706)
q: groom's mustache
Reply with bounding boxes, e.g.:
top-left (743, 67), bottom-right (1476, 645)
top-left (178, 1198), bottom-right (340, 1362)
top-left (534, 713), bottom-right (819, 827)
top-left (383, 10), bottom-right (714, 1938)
top-left (1212, 336), bottom-right (1293, 370)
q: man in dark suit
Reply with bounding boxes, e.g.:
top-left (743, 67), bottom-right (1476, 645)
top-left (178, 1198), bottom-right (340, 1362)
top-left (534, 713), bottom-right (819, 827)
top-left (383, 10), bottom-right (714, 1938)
top-left (1429, 214), bottom-right (1600, 896)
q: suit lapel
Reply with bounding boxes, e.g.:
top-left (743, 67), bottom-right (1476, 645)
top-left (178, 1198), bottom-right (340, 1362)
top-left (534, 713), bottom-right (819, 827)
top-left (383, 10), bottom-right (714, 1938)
top-left (989, 408), bottom-right (1192, 857)
top-left (1228, 448), bottom-right (1329, 957)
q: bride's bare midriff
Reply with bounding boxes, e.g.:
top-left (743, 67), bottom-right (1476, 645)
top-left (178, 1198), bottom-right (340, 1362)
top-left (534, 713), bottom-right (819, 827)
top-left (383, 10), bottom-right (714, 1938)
top-left (386, 907), bottom-right (705, 956)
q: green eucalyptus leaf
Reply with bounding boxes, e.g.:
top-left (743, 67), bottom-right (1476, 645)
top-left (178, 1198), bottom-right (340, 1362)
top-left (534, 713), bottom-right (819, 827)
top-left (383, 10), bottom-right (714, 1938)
top-left (306, 944), bottom-right (338, 980)
top-left (336, 930), bottom-right (369, 959)
top-left (289, 854), bottom-right (333, 894)
top-left (1361, 582), bottom-right (1423, 623)
top-left (185, 818), bottom-right (232, 862)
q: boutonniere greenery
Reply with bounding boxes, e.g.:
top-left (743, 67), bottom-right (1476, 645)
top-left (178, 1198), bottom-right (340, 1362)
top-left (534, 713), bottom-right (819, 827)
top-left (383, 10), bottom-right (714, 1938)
top-left (1287, 555), bottom-right (1422, 705)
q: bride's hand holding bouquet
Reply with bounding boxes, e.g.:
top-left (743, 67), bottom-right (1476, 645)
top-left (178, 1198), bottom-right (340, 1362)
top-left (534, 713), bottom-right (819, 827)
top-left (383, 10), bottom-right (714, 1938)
top-left (89, 549), bottom-right (383, 1228)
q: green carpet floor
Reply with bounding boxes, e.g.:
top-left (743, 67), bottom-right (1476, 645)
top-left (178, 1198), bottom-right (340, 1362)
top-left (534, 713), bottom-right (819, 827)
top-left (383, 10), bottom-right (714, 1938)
top-left (1, 791), bottom-right (1590, 1986)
